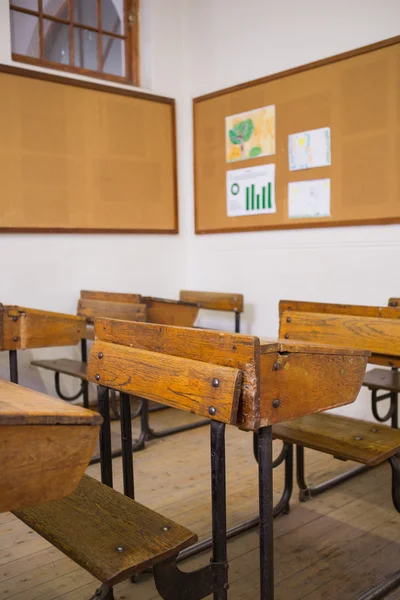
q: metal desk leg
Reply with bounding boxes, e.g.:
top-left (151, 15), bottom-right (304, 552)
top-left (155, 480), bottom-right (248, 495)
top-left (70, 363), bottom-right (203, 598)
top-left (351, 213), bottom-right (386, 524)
top-left (9, 350), bottom-right (18, 384)
top-left (258, 426), bottom-right (274, 600)
top-left (120, 392), bottom-right (135, 499)
top-left (235, 312), bottom-right (241, 333)
top-left (97, 385), bottom-right (113, 488)
top-left (211, 421), bottom-right (228, 600)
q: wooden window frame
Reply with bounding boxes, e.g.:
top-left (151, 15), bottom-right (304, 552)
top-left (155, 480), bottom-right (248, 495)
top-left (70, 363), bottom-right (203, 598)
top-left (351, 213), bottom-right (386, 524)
top-left (9, 0), bottom-right (140, 85)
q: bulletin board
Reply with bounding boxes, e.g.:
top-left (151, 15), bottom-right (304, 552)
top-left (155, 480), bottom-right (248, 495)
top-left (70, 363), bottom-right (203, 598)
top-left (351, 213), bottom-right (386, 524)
top-left (193, 36), bottom-right (400, 234)
top-left (0, 65), bottom-right (178, 233)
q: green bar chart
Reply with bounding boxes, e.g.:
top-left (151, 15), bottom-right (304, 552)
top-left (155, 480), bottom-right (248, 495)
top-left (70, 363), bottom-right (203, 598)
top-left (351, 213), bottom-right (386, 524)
top-left (245, 183), bottom-right (271, 211)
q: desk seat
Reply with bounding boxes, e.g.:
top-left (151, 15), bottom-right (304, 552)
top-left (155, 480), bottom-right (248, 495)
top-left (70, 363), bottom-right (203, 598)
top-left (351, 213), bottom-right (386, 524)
top-left (32, 358), bottom-right (88, 380)
top-left (363, 367), bottom-right (400, 393)
top-left (15, 475), bottom-right (197, 586)
top-left (273, 413), bottom-right (400, 467)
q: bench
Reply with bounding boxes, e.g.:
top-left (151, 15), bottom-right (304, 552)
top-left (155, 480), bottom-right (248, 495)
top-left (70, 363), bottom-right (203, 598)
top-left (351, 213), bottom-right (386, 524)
top-left (15, 322), bottom-right (246, 600)
top-left (273, 305), bottom-right (400, 511)
top-left (280, 299), bottom-right (400, 427)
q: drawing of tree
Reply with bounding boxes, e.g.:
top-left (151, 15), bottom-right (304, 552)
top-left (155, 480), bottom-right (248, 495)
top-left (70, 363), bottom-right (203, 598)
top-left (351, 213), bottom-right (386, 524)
top-left (229, 118), bottom-right (254, 158)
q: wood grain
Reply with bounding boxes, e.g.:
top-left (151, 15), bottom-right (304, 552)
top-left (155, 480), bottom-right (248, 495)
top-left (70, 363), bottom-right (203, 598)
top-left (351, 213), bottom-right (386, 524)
top-left (77, 298), bottom-right (147, 324)
top-left (273, 413), bottom-right (400, 466)
top-left (179, 290), bottom-right (244, 313)
top-left (1, 425), bottom-right (99, 513)
top-left (142, 298), bottom-right (199, 327)
top-left (280, 311), bottom-right (400, 357)
top-left (80, 291), bottom-right (141, 304)
top-left (14, 475), bottom-right (197, 584)
top-left (259, 352), bottom-right (368, 427)
top-left (88, 340), bottom-right (242, 424)
top-left (94, 318), bottom-right (260, 428)
top-left (0, 379), bottom-right (101, 425)
top-left (31, 358), bottom-right (88, 381)
top-left (0, 305), bottom-right (85, 350)
top-left (279, 300), bottom-right (400, 320)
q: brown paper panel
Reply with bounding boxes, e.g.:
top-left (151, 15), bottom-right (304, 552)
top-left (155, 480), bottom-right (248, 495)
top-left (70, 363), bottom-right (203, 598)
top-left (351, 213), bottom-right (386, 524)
top-left (0, 65), bottom-right (178, 233)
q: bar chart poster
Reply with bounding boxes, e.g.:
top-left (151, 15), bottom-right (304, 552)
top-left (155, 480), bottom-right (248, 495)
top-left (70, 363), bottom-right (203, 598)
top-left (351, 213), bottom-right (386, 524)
top-left (226, 164), bottom-right (276, 217)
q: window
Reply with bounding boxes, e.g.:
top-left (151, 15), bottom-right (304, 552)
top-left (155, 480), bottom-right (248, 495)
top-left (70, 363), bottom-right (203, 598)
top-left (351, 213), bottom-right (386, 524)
top-left (9, 0), bottom-right (139, 84)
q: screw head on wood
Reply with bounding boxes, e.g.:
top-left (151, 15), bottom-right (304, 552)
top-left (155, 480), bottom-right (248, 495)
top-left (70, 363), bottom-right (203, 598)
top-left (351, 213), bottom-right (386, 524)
top-left (272, 398), bottom-right (280, 408)
top-left (273, 362), bottom-right (280, 371)
top-left (284, 333), bottom-right (289, 339)
top-left (212, 378), bottom-right (220, 388)
top-left (95, 374), bottom-right (100, 381)
top-left (208, 406), bottom-right (216, 416)
top-left (13, 336), bottom-right (18, 342)
top-left (162, 525), bottom-right (171, 532)
top-left (355, 436), bottom-right (362, 441)
top-left (12, 316), bottom-right (18, 322)
top-left (286, 316), bottom-right (291, 323)
top-left (98, 352), bottom-right (103, 359)
top-left (115, 546), bottom-right (125, 553)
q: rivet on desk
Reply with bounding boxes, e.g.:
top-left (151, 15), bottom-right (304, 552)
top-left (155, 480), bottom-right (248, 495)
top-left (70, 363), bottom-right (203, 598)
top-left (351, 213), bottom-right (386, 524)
top-left (286, 316), bottom-right (291, 323)
top-left (12, 316), bottom-right (18, 322)
top-left (208, 406), bottom-right (216, 416)
top-left (212, 378), bottom-right (220, 388)
top-left (285, 333), bottom-right (289, 339)
top-left (95, 374), bottom-right (100, 381)
top-left (13, 336), bottom-right (18, 342)
top-left (273, 361), bottom-right (281, 371)
top-left (272, 398), bottom-right (280, 408)
top-left (98, 352), bottom-right (103, 359)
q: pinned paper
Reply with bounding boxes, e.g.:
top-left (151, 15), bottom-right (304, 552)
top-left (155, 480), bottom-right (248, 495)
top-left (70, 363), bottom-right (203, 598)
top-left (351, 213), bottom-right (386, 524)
top-left (288, 179), bottom-right (330, 219)
top-left (227, 164), bottom-right (276, 217)
top-left (226, 106), bottom-right (275, 163)
top-left (289, 127), bottom-right (331, 171)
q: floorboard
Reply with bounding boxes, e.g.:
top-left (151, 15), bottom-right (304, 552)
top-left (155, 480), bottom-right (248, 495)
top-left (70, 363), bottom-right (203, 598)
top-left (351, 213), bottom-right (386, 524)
top-left (2, 407), bottom-right (400, 599)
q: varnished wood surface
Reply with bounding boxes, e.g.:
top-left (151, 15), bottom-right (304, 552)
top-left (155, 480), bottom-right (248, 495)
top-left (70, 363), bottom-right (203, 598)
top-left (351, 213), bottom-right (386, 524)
top-left (0, 379), bottom-right (101, 425)
top-left (259, 352), bottom-right (368, 427)
top-left (80, 291), bottom-right (141, 304)
top-left (142, 298), bottom-right (199, 327)
top-left (279, 300), bottom-right (400, 320)
top-left (280, 311), bottom-right (400, 357)
top-left (179, 290), bottom-right (244, 313)
top-left (0, 306), bottom-right (85, 351)
top-left (1, 425), bottom-right (99, 513)
top-left (77, 298), bottom-right (147, 324)
top-left (94, 318), bottom-right (260, 427)
top-left (260, 338), bottom-right (370, 356)
top-left (15, 475), bottom-right (197, 585)
top-left (31, 358), bottom-right (88, 380)
top-left (273, 413), bottom-right (400, 466)
top-left (3, 411), bottom-right (400, 599)
top-left (363, 368), bottom-right (400, 392)
top-left (88, 340), bottom-right (242, 424)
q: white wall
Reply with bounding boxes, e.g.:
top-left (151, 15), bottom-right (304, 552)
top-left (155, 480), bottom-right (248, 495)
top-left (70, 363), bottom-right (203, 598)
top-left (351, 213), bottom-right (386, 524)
top-left (180, 0), bottom-right (400, 420)
top-left (0, 0), bottom-right (187, 393)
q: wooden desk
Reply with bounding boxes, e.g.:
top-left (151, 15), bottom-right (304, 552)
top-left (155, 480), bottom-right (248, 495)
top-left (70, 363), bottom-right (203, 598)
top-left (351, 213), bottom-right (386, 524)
top-left (0, 379), bottom-right (102, 513)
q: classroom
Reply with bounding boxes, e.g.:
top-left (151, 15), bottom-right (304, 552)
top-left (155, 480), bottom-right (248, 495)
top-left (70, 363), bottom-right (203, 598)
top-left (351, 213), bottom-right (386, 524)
top-left (0, 1), bottom-right (400, 599)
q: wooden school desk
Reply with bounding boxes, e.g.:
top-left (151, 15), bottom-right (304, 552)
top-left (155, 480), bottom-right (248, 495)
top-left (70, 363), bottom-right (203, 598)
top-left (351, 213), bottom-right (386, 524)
top-left (87, 319), bottom-right (368, 600)
top-left (0, 378), bottom-right (101, 513)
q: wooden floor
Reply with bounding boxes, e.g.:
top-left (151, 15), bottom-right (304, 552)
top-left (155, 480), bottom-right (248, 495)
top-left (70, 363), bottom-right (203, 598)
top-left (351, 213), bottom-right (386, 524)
top-left (2, 407), bottom-right (400, 600)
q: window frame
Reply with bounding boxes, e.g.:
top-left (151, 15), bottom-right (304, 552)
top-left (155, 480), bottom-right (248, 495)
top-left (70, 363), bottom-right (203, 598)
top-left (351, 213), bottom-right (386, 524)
top-left (9, 0), bottom-right (140, 85)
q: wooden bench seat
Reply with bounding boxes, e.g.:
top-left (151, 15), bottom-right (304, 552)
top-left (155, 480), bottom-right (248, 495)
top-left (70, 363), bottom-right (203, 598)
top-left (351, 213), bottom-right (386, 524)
top-left (31, 358), bottom-right (88, 380)
top-left (363, 367), bottom-right (400, 393)
top-left (14, 475), bottom-right (197, 587)
top-left (273, 413), bottom-right (400, 467)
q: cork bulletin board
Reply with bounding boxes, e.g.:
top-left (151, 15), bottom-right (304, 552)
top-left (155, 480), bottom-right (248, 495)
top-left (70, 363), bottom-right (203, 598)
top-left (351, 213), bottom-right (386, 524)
top-left (0, 65), bottom-right (178, 233)
top-left (193, 36), bottom-right (400, 234)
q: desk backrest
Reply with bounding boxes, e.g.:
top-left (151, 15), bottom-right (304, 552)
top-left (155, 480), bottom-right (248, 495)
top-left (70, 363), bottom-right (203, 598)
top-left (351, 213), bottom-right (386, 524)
top-left (279, 299), bottom-right (400, 320)
top-left (0, 305), bottom-right (85, 350)
top-left (87, 319), bottom-right (255, 424)
top-left (140, 297), bottom-right (200, 327)
top-left (78, 290), bottom-right (146, 324)
top-left (279, 309), bottom-right (400, 358)
top-left (179, 290), bottom-right (244, 314)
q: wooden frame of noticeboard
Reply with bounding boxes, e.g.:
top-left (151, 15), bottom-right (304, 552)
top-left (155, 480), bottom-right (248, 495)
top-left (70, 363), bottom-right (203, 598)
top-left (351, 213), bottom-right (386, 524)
top-left (193, 36), bottom-right (400, 234)
top-left (0, 64), bottom-right (178, 233)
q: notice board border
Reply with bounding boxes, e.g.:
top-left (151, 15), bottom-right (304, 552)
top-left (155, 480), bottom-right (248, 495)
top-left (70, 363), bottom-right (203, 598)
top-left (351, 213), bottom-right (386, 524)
top-left (0, 63), bottom-right (179, 234)
top-left (193, 35), bottom-right (400, 235)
